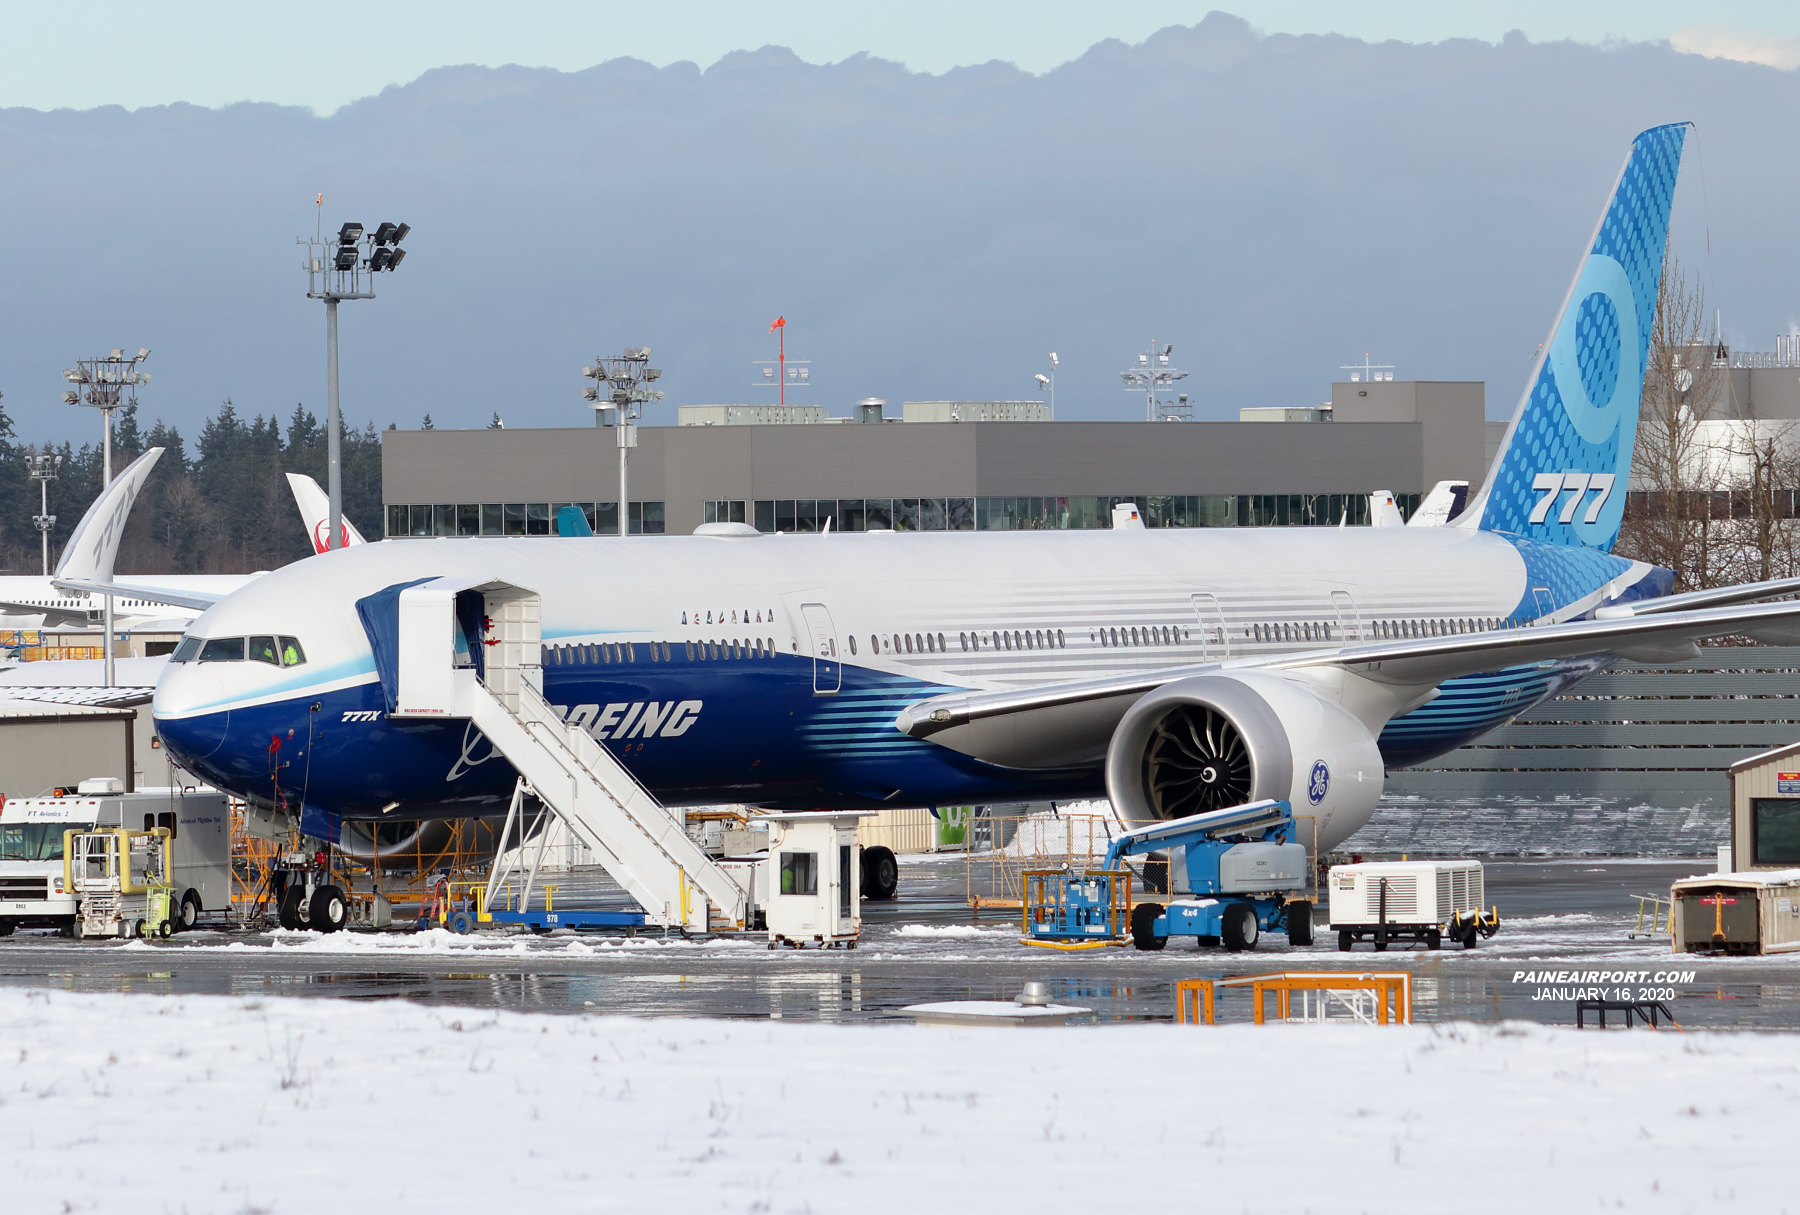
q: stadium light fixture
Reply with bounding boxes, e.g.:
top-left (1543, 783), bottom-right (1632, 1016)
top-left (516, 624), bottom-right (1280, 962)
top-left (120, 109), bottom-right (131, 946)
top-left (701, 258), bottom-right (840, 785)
top-left (61, 345), bottom-right (150, 685)
top-left (1120, 340), bottom-right (1190, 421)
top-left (579, 345), bottom-right (665, 535)
top-left (301, 203), bottom-right (413, 553)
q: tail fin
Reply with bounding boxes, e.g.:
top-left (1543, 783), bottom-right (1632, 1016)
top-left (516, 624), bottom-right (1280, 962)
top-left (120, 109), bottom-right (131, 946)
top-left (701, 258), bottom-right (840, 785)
top-left (286, 473), bottom-right (368, 552)
top-left (53, 447), bottom-right (163, 581)
top-left (1462, 123), bottom-right (1688, 551)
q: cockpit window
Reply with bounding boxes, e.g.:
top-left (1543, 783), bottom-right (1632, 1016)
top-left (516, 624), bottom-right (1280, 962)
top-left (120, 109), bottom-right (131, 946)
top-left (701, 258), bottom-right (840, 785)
top-left (198, 637), bottom-right (246, 662)
top-left (178, 635), bottom-right (305, 666)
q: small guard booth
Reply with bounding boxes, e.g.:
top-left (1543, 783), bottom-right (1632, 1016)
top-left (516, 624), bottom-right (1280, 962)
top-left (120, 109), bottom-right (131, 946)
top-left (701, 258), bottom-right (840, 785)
top-left (1667, 744), bottom-right (1800, 954)
top-left (760, 812), bottom-right (869, 948)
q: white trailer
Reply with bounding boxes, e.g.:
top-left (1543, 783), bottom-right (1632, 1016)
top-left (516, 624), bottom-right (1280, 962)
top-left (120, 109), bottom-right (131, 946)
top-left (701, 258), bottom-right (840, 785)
top-left (0, 778), bottom-right (231, 936)
top-left (1326, 859), bottom-right (1497, 951)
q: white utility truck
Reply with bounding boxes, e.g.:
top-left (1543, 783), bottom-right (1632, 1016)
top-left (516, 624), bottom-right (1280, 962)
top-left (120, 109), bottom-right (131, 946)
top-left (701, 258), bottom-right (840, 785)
top-left (0, 779), bottom-right (231, 936)
top-left (1326, 859), bottom-right (1499, 951)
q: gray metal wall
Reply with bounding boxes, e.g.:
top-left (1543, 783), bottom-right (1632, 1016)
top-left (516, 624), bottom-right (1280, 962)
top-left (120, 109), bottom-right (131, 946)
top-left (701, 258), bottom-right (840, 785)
top-left (383, 420), bottom-right (1428, 537)
top-left (1363, 647), bottom-right (1800, 855)
top-left (0, 712), bottom-right (134, 798)
top-left (1330, 380), bottom-right (1487, 488)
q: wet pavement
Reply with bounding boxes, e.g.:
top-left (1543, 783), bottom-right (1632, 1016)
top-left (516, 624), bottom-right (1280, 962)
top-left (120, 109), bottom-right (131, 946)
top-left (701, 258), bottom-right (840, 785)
top-left (3, 856), bottom-right (1795, 1029)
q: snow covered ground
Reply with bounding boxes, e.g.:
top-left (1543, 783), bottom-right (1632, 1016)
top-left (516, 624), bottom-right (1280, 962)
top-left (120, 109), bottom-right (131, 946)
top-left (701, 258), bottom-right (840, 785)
top-left (4, 985), bottom-right (1792, 1214)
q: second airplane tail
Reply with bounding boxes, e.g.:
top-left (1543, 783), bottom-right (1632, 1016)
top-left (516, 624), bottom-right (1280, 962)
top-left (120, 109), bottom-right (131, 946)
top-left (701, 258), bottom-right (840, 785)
top-left (287, 473), bottom-right (368, 553)
top-left (1461, 122), bottom-right (1688, 553)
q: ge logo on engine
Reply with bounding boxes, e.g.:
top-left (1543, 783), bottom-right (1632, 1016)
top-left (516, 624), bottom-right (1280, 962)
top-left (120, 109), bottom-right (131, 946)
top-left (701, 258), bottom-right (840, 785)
top-left (1307, 760), bottom-right (1330, 804)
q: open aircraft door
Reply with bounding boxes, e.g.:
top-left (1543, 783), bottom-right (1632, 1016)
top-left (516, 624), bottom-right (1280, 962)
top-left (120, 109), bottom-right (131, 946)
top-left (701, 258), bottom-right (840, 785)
top-left (800, 602), bottom-right (841, 694)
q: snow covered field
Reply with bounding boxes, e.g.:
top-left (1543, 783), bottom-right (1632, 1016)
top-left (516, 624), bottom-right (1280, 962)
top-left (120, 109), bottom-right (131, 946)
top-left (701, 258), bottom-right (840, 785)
top-left (4, 985), bottom-right (1793, 1214)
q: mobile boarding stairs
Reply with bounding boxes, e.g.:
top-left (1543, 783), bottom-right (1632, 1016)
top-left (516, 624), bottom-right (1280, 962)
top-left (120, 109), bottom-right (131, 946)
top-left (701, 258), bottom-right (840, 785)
top-left (360, 577), bottom-right (748, 933)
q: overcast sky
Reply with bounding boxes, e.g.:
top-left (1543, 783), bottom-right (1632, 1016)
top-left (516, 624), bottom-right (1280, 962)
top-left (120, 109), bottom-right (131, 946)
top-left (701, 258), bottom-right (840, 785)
top-left (6, 2), bottom-right (1800, 112)
top-left (2, 8), bottom-right (1797, 444)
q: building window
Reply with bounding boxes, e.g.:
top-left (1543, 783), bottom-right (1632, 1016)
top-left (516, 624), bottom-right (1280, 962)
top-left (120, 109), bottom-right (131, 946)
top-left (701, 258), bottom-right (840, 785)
top-left (705, 501), bottom-right (747, 524)
top-left (1754, 798), bottom-right (1800, 865)
top-left (624, 501), bottom-right (662, 535)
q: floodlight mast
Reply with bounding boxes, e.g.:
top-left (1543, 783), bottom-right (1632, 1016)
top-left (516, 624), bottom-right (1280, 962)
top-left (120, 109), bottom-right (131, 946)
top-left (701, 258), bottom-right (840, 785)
top-left (1035, 352), bottom-right (1058, 419)
top-left (579, 348), bottom-right (663, 535)
top-left (299, 206), bottom-right (411, 551)
top-left (1119, 340), bottom-right (1189, 421)
top-left (27, 446), bottom-right (63, 576)
top-left (61, 347), bottom-right (150, 686)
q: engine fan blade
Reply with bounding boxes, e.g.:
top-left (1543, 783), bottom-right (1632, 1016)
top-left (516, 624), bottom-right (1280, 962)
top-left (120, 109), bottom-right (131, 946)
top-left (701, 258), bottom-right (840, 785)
top-left (1144, 705), bottom-right (1254, 817)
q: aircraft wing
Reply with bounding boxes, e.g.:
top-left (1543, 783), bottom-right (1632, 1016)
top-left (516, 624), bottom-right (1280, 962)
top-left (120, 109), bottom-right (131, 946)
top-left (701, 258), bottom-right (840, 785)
top-left (51, 578), bottom-right (221, 612)
top-left (896, 595), bottom-right (1800, 758)
top-left (1593, 574), bottom-right (1800, 618)
top-left (0, 599), bottom-right (100, 628)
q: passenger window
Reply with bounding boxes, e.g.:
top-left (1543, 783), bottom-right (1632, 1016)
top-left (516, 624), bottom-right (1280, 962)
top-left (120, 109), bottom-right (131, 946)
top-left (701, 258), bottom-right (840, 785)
top-left (848, 635), bottom-right (857, 656)
top-left (157, 811), bottom-right (177, 839)
top-left (171, 636), bottom-right (202, 663)
top-left (249, 636), bottom-right (280, 666)
top-left (199, 637), bottom-right (245, 662)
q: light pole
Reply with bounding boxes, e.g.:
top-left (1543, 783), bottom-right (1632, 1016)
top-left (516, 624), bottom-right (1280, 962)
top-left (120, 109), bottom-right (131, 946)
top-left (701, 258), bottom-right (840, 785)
top-left (1120, 341), bottom-right (1189, 421)
top-left (61, 347), bottom-right (149, 686)
top-left (580, 349), bottom-right (663, 535)
top-left (28, 451), bottom-right (62, 576)
top-left (1034, 351), bottom-right (1058, 419)
top-left (300, 214), bottom-right (411, 550)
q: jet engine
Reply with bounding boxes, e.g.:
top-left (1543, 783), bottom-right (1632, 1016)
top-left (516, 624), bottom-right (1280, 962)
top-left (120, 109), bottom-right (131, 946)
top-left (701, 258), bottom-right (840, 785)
top-left (1103, 672), bottom-right (1384, 852)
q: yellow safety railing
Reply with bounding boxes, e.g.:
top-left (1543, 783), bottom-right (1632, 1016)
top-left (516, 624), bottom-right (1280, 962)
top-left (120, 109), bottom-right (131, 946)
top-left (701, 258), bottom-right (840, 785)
top-left (1630, 893), bottom-right (1670, 939)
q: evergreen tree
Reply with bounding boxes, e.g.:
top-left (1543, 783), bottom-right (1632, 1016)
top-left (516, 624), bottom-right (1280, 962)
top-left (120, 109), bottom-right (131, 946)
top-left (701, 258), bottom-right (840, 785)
top-left (0, 392), bottom-right (29, 571)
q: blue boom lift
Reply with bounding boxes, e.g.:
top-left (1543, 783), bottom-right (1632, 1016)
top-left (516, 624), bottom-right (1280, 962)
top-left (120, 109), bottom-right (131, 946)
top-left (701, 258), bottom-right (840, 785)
top-left (1022, 799), bottom-right (1312, 952)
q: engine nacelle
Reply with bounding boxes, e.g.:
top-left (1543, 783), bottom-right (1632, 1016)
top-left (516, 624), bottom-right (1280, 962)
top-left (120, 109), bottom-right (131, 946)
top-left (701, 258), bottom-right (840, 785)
top-left (1104, 672), bottom-right (1384, 851)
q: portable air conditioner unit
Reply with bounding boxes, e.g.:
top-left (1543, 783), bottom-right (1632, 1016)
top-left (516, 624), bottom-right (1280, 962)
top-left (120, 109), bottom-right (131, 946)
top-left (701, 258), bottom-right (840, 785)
top-left (1326, 860), bottom-right (1492, 951)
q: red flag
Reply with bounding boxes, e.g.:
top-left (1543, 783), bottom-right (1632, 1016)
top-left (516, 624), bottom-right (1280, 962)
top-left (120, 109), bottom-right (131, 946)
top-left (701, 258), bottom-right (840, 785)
top-left (769, 316), bottom-right (785, 331)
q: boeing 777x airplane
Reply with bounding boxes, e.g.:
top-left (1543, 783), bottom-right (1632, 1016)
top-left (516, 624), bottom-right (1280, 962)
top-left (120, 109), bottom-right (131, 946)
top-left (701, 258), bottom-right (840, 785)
top-left (153, 123), bottom-right (1799, 855)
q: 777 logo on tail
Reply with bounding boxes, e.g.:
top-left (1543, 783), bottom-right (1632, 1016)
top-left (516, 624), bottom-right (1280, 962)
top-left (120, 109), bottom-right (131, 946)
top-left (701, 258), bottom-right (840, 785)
top-left (1530, 472), bottom-right (1616, 525)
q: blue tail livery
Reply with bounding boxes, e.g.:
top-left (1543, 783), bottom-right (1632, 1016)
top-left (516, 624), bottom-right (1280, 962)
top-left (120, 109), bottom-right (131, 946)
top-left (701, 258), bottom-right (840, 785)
top-left (1464, 122), bottom-right (1688, 551)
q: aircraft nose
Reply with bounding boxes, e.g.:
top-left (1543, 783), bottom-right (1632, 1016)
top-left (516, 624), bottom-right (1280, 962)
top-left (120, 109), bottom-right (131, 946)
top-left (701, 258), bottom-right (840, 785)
top-left (152, 666), bottom-right (230, 763)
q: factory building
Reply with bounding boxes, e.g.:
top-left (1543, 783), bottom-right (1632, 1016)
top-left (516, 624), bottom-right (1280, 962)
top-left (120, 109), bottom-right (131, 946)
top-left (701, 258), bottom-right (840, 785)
top-left (381, 379), bottom-right (1492, 538)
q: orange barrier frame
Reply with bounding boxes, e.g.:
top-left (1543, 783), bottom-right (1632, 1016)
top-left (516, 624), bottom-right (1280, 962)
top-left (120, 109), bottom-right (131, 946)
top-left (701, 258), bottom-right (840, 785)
top-left (1174, 978), bottom-right (1217, 1024)
top-left (1225, 971), bottom-right (1411, 1024)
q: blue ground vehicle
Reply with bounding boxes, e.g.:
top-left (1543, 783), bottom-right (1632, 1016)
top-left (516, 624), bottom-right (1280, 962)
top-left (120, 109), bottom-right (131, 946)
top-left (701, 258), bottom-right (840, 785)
top-left (1023, 800), bottom-right (1312, 952)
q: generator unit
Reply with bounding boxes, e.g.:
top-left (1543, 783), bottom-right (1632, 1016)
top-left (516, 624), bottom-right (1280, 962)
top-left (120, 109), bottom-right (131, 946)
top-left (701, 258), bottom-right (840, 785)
top-left (1327, 859), bottom-right (1498, 950)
